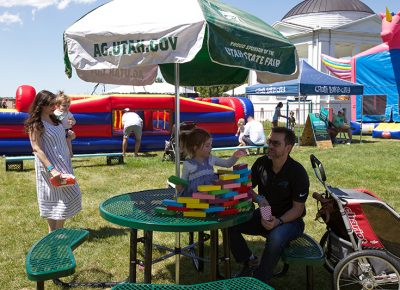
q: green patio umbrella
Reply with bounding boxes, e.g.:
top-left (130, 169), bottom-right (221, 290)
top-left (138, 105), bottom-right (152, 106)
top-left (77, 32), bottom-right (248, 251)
top-left (63, 0), bottom-right (298, 282)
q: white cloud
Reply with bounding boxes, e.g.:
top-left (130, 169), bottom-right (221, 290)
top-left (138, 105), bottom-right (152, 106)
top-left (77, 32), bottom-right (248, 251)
top-left (0, 12), bottom-right (23, 25)
top-left (0, 0), bottom-right (97, 10)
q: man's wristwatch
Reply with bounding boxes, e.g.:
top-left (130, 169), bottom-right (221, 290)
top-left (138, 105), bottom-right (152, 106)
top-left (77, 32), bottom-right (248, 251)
top-left (278, 217), bottom-right (284, 225)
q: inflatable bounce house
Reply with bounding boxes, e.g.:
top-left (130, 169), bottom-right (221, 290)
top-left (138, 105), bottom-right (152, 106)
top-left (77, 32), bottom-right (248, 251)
top-left (0, 85), bottom-right (254, 156)
top-left (322, 8), bottom-right (400, 139)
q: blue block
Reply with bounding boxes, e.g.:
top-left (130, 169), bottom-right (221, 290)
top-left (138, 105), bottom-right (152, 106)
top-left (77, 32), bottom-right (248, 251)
top-left (220, 191), bottom-right (238, 199)
top-left (233, 168), bottom-right (250, 175)
top-left (205, 206), bottom-right (225, 213)
top-left (234, 177), bottom-right (249, 183)
top-left (162, 199), bottom-right (185, 207)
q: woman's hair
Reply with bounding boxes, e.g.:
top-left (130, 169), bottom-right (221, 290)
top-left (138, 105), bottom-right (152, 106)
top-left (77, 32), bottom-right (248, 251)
top-left (24, 90), bottom-right (60, 135)
top-left (180, 128), bottom-right (211, 158)
top-left (237, 118), bottom-right (245, 125)
top-left (277, 102), bottom-right (283, 108)
top-left (55, 91), bottom-right (71, 105)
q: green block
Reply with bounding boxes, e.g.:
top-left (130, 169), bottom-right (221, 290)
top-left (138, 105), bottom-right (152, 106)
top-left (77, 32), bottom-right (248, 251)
top-left (209, 189), bottom-right (230, 195)
top-left (235, 200), bottom-right (252, 209)
top-left (154, 206), bottom-right (176, 216)
top-left (168, 175), bottom-right (188, 187)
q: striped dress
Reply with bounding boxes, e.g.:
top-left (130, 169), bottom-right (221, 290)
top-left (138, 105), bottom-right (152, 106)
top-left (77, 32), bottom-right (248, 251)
top-left (34, 120), bottom-right (81, 220)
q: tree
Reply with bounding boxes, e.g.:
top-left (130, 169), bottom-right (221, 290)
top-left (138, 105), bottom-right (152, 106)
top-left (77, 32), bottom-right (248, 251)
top-left (194, 85), bottom-right (238, 98)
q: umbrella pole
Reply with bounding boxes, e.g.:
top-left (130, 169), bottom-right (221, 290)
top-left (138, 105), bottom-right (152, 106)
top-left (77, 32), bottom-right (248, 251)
top-left (174, 63), bottom-right (181, 284)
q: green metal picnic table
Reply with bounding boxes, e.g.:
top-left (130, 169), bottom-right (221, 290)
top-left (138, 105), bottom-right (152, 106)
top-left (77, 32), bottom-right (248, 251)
top-left (99, 188), bottom-right (253, 284)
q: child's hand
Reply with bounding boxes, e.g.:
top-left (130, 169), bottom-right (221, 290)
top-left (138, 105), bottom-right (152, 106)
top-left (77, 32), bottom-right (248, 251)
top-left (67, 130), bottom-right (76, 140)
top-left (233, 149), bottom-right (247, 158)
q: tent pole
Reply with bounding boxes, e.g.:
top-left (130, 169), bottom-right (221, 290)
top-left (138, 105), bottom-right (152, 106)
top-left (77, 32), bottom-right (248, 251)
top-left (360, 96), bottom-right (363, 144)
top-left (297, 92), bottom-right (301, 146)
top-left (174, 63), bottom-right (181, 284)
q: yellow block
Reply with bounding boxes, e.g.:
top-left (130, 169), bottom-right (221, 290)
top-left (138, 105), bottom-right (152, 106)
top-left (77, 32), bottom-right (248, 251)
top-left (217, 169), bottom-right (232, 174)
top-left (177, 197), bottom-right (200, 204)
top-left (197, 185), bottom-right (221, 191)
top-left (186, 203), bottom-right (209, 209)
top-left (219, 174), bottom-right (240, 180)
top-left (184, 211), bottom-right (207, 218)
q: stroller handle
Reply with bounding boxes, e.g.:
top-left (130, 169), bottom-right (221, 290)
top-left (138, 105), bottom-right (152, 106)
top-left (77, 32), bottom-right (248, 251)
top-left (310, 154), bottom-right (327, 184)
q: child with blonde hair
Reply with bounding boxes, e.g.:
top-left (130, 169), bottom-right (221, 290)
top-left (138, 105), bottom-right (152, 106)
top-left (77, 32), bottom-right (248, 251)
top-left (54, 91), bottom-right (76, 157)
top-left (177, 128), bottom-right (246, 196)
top-left (288, 111), bottom-right (296, 131)
top-left (235, 118), bottom-right (246, 146)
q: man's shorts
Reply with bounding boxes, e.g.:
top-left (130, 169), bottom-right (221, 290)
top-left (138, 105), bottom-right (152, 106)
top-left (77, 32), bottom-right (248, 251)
top-left (124, 125), bottom-right (142, 139)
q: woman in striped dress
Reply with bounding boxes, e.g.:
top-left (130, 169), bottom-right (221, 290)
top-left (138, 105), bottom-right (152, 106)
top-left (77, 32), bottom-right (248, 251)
top-left (25, 90), bottom-right (81, 232)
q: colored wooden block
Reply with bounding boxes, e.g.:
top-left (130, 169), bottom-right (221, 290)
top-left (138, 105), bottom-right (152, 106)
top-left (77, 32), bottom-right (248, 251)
top-left (204, 206), bottom-right (225, 213)
top-left (217, 208), bottom-right (239, 216)
top-left (162, 199), bottom-right (185, 207)
top-left (177, 197), bottom-right (200, 204)
top-left (219, 174), bottom-right (240, 180)
top-left (222, 200), bottom-right (239, 207)
top-left (235, 200), bottom-right (253, 209)
top-left (234, 192), bottom-right (250, 200)
top-left (220, 191), bottom-right (238, 199)
top-left (233, 168), bottom-right (251, 175)
top-left (197, 185), bottom-right (221, 192)
top-left (192, 192), bottom-right (216, 200)
top-left (238, 170), bottom-right (251, 177)
top-left (154, 207), bottom-right (176, 216)
top-left (217, 169), bottom-right (233, 174)
top-left (183, 211), bottom-right (207, 218)
top-left (234, 176), bottom-right (249, 183)
top-left (233, 163), bottom-right (248, 170)
top-left (208, 198), bottom-right (232, 204)
top-left (222, 183), bottom-right (240, 189)
top-left (186, 202), bottom-right (209, 209)
top-left (168, 175), bottom-right (189, 187)
top-left (238, 184), bottom-right (251, 193)
top-left (166, 206), bottom-right (190, 212)
top-left (213, 179), bottom-right (234, 185)
top-left (209, 189), bottom-right (230, 195)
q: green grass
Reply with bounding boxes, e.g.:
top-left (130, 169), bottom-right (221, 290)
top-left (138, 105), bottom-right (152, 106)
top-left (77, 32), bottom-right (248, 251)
top-left (0, 138), bottom-right (399, 289)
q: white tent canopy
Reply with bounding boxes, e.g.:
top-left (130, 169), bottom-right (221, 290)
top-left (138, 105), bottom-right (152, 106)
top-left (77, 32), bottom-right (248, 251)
top-left (105, 83), bottom-right (196, 94)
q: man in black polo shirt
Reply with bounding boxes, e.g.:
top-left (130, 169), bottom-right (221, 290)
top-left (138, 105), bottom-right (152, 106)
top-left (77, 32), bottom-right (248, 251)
top-left (229, 127), bottom-right (309, 283)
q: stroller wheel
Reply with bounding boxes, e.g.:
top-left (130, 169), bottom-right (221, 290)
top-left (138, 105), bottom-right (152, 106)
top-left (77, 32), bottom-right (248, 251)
top-left (333, 249), bottom-right (400, 290)
top-left (320, 231), bottom-right (335, 273)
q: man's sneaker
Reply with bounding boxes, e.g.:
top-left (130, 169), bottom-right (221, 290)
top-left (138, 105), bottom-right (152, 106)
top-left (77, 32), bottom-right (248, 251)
top-left (233, 257), bottom-right (259, 278)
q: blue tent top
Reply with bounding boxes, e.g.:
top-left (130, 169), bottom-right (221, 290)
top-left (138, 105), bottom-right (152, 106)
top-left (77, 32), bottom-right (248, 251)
top-left (246, 60), bottom-right (364, 96)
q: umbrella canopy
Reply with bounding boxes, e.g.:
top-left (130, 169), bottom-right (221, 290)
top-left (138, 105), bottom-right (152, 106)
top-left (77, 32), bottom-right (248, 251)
top-left (105, 83), bottom-right (197, 94)
top-left (64, 0), bottom-right (298, 86)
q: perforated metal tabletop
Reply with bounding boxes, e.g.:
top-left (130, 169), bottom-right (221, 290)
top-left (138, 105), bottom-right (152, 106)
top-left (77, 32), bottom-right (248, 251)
top-left (100, 188), bottom-right (252, 232)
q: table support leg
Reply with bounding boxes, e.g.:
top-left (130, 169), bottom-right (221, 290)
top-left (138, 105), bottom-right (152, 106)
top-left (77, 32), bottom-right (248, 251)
top-left (210, 230), bottom-right (218, 281)
top-left (144, 231), bottom-right (153, 284)
top-left (222, 228), bottom-right (231, 278)
top-left (129, 229), bottom-right (138, 283)
top-left (175, 232), bottom-right (181, 284)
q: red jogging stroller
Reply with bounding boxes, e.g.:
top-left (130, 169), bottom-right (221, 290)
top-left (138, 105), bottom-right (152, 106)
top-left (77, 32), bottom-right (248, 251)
top-left (310, 154), bottom-right (400, 289)
top-left (162, 121), bottom-right (196, 162)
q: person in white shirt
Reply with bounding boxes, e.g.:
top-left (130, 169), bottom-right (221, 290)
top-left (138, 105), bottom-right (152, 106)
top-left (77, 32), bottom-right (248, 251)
top-left (122, 108), bottom-right (143, 157)
top-left (242, 116), bottom-right (266, 147)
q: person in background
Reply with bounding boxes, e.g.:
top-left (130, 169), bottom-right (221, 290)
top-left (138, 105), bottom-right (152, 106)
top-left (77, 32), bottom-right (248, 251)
top-left (122, 108), bottom-right (143, 157)
top-left (176, 128), bottom-right (246, 197)
top-left (288, 111), bottom-right (296, 131)
top-left (24, 90), bottom-right (82, 232)
top-left (54, 92), bottom-right (76, 157)
top-left (1, 98), bottom-right (8, 108)
top-left (272, 102), bottom-right (287, 127)
top-left (235, 118), bottom-right (246, 146)
top-left (229, 127), bottom-right (309, 284)
top-left (242, 116), bottom-right (266, 154)
top-left (330, 108), bottom-right (352, 144)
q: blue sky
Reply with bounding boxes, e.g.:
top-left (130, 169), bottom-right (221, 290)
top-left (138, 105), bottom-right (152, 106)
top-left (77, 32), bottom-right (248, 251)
top-left (1, 0), bottom-right (400, 98)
